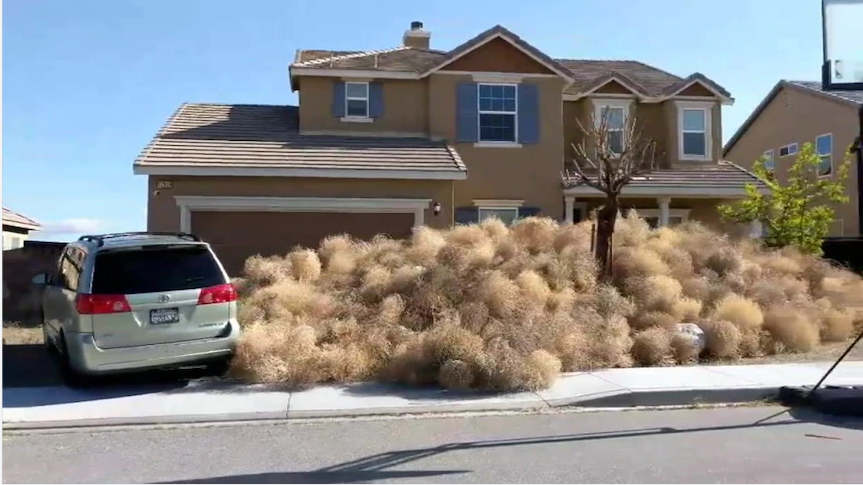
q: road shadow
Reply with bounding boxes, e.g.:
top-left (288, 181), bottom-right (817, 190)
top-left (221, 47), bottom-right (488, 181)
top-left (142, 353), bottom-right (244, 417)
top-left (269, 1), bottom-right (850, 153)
top-left (339, 381), bottom-right (524, 402)
top-left (160, 469), bottom-right (468, 484)
top-left (2, 344), bottom-right (64, 387)
top-left (788, 406), bottom-right (863, 431)
top-left (2, 349), bottom-right (241, 407)
top-left (169, 409), bottom-right (816, 484)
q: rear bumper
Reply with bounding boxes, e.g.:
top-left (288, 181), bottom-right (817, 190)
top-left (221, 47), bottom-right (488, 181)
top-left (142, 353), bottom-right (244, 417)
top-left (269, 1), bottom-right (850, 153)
top-left (66, 321), bottom-right (241, 374)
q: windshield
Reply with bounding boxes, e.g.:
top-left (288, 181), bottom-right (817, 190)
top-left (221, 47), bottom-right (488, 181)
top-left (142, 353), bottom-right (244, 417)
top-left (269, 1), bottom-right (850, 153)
top-left (90, 245), bottom-right (226, 295)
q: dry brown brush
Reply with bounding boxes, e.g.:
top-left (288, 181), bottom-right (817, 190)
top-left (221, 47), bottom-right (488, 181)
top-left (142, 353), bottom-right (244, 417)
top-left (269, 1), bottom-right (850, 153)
top-left (231, 213), bottom-right (863, 391)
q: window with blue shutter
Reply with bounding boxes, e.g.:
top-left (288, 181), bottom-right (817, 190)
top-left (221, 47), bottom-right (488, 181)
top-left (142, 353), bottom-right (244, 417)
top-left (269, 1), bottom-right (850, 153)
top-left (456, 83), bottom-right (479, 143)
top-left (369, 82), bottom-right (384, 119)
top-left (455, 207), bottom-right (479, 225)
top-left (332, 81), bottom-right (346, 117)
top-left (478, 84), bottom-right (517, 142)
top-left (517, 84), bottom-right (539, 144)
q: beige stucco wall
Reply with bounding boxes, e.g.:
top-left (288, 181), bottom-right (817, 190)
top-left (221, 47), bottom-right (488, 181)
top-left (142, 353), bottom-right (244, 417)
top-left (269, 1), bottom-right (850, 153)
top-left (298, 77), bottom-right (430, 136)
top-left (147, 176), bottom-right (455, 232)
top-left (428, 73), bottom-right (567, 218)
top-left (723, 86), bottom-right (859, 236)
top-left (563, 95), bottom-right (722, 169)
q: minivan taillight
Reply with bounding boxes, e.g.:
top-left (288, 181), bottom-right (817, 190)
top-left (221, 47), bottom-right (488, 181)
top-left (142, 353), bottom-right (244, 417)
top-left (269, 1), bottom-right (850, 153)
top-left (198, 283), bottom-right (237, 305)
top-left (76, 294), bottom-right (132, 315)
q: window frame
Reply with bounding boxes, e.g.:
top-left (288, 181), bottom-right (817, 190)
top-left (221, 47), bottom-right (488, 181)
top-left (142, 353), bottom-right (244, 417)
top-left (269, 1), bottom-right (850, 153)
top-left (478, 207), bottom-right (520, 225)
top-left (763, 149), bottom-right (775, 174)
top-left (815, 133), bottom-right (833, 178)
top-left (676, 101), bottom-right (713, 161)
top-left (476, 83), bottom-right (519, 144)
top-left (593, 99), bottom-right (631, 156)
top-left (779, 142), bottom-right (798, 158)
top-left (344, 81), bottom-right (370, 119)
top-left (57, 249), bottom-right (82, 291)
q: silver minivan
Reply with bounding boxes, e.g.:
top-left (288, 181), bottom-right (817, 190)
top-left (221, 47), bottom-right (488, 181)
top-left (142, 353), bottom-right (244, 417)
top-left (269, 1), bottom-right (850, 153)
top-left (32, 232), bottom-right (240, 385)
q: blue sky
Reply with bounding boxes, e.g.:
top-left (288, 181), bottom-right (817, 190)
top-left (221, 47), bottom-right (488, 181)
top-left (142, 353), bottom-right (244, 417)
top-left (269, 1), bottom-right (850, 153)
top-left (3, 0), bottom-right (835, 241)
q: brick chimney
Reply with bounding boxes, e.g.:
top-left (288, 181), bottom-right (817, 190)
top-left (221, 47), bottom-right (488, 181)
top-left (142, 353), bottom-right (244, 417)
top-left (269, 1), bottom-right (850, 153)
top-left (402, 21), bottom-right (430, 49)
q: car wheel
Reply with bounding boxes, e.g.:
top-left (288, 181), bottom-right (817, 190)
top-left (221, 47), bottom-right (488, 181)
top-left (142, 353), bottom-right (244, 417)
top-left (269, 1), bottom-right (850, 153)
top-left (207, 358), bottom-right (232, 377)
top-left (43, 324), bottom-right (59, 356)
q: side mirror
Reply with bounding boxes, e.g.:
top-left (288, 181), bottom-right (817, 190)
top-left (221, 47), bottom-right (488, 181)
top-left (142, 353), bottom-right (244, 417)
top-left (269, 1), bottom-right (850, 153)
top-left (31, 273), bottom-right (48, 286)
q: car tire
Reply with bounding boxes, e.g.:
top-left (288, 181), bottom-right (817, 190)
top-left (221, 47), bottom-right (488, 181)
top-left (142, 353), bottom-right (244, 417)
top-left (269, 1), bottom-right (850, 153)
top-left (43, 324), bottom-right (59, 356)
top-left (207, 357), bottom-right (232, 377)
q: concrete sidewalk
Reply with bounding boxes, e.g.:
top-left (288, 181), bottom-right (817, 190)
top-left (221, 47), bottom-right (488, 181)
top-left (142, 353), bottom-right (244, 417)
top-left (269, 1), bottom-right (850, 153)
top-left (4, 361), bottom-right (863, 430)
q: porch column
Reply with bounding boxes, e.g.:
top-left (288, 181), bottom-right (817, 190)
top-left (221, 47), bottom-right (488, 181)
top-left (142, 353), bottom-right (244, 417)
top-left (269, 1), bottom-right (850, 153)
top-left (564, 196), bottom-right (575, 224)
top-left (657, 197), bottom-right (671, 227)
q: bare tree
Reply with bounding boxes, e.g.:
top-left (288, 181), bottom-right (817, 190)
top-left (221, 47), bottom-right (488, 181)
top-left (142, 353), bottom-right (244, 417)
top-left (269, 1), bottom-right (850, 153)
top-left (564, 112), bottom-right (657, 280)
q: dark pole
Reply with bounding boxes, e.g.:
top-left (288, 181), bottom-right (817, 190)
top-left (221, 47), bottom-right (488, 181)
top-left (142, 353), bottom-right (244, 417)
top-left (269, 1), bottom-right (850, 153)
top-left (857, 104), bottom-right (863, 236)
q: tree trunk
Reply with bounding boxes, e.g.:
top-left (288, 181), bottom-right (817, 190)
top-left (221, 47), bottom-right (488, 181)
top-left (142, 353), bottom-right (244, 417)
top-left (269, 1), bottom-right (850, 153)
top-left (595, 196), bottom-right (619, 281)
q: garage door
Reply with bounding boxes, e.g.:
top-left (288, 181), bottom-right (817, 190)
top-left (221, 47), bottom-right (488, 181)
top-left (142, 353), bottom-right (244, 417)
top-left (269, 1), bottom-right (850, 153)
top-left (191, 211), bottom-right (415, 276)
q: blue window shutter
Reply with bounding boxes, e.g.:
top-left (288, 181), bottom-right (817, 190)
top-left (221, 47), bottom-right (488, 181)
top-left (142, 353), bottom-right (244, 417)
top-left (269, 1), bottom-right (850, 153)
top-left (517, 84), bottom-right (540, 144)
top-left (456, 83), bottom-right (478, 143)
top-left (518, 207), bottom-right (541, 219)
top-left (455, 207), bottom-right (479, 225)
top-left (332, 81), bottom-right (346, 117)
top-left (369, 82), bottom-right (384, 119)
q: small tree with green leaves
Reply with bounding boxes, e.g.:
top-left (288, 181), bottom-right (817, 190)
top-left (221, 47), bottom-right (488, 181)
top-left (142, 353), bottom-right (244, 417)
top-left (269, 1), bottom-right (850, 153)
top-left (719, 142), bottom-right (851, 255)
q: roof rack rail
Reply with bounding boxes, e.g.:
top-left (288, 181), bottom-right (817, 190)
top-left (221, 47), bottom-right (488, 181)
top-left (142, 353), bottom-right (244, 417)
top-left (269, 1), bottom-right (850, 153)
top-left (77, 232), bottom-right (201, 247)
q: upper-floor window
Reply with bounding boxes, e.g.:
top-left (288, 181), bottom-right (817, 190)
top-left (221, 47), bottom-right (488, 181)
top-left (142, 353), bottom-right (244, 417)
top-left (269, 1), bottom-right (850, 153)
top-left (676, 102), bottom-right (712, 161)
top-left (763, 149), bottom-right (775, 175)
top-left (345, 82), bottom-right (369, 118)
top-left (478, 83), bottom-right (517, 142)
top-left (779, 143), bottom-right (798, 158)
top-left (593, 100), bottom-right (629, 155)
top-left (816, 133), bottom-right (833, 177)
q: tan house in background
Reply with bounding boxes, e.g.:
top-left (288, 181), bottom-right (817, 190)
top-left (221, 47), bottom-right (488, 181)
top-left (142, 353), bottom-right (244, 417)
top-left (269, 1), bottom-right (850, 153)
top-left (2, 207), bottom-right (42, 251)
top-left (723, 80), bottom-right (863, 237)
top-left (134, 22), bottom-right (766, 274)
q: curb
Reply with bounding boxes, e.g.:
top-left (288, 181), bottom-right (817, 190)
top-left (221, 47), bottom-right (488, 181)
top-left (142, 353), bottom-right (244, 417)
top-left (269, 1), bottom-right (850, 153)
top-left (2, 385), bottom-right (783, 431)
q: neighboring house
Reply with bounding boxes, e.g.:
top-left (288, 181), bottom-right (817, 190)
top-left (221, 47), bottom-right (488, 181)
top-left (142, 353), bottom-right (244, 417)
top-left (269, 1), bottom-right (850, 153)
top-left (134, 22), bottom-right (766, 274)
top-left (2, 208), bottom-right (42, 251)
top-left (723, 80), bottom-right (863, 237)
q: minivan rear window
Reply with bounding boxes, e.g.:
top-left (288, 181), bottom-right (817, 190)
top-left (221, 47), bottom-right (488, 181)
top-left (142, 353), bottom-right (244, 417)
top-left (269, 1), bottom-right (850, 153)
top-left (91, 245), bottom-right (226, 295)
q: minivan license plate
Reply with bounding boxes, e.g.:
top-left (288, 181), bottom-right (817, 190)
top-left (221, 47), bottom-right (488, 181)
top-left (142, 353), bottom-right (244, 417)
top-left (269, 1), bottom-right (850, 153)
top-left (150, 308), bottom-right (180, 325)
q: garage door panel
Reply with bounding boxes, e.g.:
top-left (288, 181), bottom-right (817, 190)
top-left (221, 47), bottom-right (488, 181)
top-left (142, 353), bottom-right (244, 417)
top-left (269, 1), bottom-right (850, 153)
top-left (191, 211), bottom-right (414, 276)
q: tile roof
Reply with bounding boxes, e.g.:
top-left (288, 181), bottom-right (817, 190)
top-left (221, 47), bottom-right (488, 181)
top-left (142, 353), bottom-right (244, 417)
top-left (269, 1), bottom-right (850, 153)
top-left (2, 207), bottom-right (42, 230)
top-left (291, 25), bottom-right (731, 99)
top-left (134, 104), bottom-right (467, 178)
top-left (557, 59), bottom-right (680, 96)
top-left (786, 80), bottom-right (863, 105)
top-left (723, 80), bottom-right (862, 156)
top-left (561, 161), bottom-right (769, 191)
top-left (294, 46), bottom-right (446, 72)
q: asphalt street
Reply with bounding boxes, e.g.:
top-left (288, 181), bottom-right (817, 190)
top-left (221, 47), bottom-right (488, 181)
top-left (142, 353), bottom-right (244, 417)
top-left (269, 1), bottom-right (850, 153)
top-left (3, 406), bottom-right (863, 484)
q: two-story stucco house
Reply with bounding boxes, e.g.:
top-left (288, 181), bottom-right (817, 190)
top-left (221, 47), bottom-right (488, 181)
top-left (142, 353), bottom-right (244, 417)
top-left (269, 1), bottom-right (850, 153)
top-left (723, 80), bottom-right (863, 237)
top-left (134, 22), bottom-right (766, 274)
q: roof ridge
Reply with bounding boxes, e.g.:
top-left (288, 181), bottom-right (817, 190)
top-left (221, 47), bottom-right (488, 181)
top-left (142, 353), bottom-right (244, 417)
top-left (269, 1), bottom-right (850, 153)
top-left (182, 102), bottom-right (299, 108)
top-left (719, 159), bottom-right (771, 185)
top-left (2, 207), bottom-right (41, 227)
top-left (294, 46), bottom-right (410, 67)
